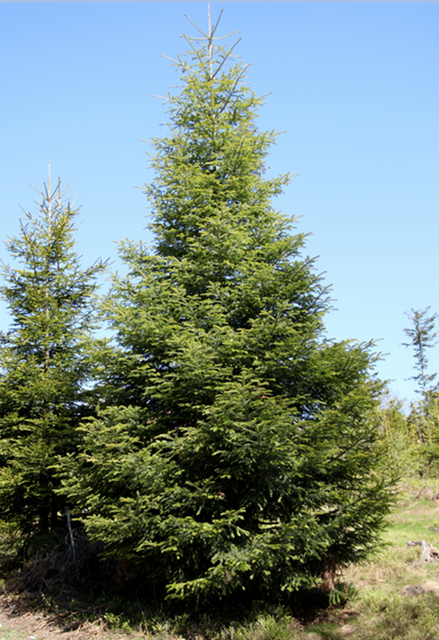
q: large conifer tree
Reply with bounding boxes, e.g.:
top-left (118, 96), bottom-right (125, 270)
top-left (64, 12), bottom-right (394, 603)
top-left (0, 173), bottom-right (105, 536)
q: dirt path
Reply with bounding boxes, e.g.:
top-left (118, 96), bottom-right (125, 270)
top-left (0, 597), bottom-right (138, 640)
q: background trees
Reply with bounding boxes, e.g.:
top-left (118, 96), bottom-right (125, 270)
top-left (0, 173), bottom-right (106, 537)
top-left (62, 16), bottom-right (395, 605)
top-left (402, 307), bottom-right (439, 472)
top-left (403, 307), bottom-right (438, 402)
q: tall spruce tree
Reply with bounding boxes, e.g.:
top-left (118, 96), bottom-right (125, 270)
top-left (63, 11), bottom-right (394, 604)
top-left (0, 172), bottom-right (105, 537)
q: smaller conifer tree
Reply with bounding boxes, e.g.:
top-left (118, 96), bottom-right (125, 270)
top-left (403, 307), bottom-right (439, 469)
top-left (403, 307), bottom-right (438, 400)
top-left (0, 171), bottom-right (106, 536)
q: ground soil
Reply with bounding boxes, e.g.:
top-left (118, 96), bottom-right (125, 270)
top-left (0, 596), bottom-right (136, 640)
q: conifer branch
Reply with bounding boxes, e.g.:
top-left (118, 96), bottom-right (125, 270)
top-left (182, 5), bottom-right (241, 80)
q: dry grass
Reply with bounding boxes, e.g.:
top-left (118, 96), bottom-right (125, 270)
top-left (314, 478), bottom-right (439, 640)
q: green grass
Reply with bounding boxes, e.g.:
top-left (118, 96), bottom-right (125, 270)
top-left (383, 490), bottom-right (439, 548)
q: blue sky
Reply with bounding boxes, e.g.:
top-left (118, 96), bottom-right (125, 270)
top-left (1, 3), bottom-right (438, 405)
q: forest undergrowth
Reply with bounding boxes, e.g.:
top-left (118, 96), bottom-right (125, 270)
top-left (2, 476), bottom-right (439, 639)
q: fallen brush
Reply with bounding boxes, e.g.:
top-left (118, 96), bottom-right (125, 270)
top-left (406, 540), bottom-right (439, 561)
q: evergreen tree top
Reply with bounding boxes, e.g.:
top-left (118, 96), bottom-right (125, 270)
top-left (0, 168), bottom-right (106, 356)
top-left (165, 6), bottom-right (248, 89)
top-left (144, 6), bottom-right (301, 279)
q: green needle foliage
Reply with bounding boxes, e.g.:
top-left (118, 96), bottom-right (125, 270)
top-left (62, 12), bottom-right (395, 606)
top-left (403, 307), bottom-right (439, 469)
top-left (0, 174), bottom-right (106, 537)
top-left (403, 306), bottom-right (438, 401)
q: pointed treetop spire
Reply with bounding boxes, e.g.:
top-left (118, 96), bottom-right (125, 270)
top-left (182, 4), bottom-right (242, 79)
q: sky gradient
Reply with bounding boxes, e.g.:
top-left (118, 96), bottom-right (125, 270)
top-left (1, 3), bottom-right (438, 406)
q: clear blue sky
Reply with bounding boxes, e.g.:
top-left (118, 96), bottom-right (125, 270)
top-left (1, 3), bottom-right (438, 406)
